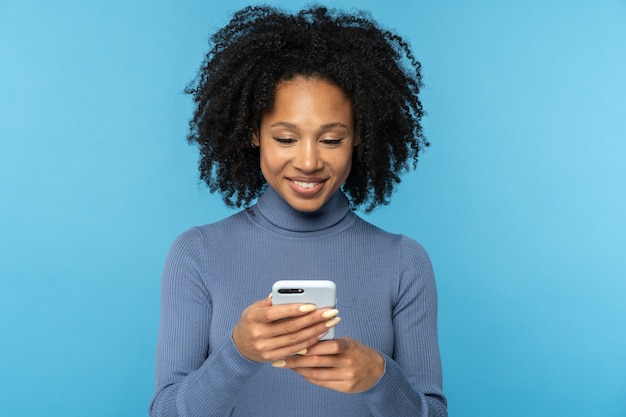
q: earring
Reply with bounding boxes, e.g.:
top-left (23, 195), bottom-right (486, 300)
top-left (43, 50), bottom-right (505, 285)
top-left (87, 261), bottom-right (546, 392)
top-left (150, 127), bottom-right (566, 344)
top-left (251, 140), bottom-right (259, 148)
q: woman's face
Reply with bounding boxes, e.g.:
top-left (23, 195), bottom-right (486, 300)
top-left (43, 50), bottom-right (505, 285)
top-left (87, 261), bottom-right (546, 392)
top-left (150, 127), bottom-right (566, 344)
top-left (254, 77), bottom-right (355, 212)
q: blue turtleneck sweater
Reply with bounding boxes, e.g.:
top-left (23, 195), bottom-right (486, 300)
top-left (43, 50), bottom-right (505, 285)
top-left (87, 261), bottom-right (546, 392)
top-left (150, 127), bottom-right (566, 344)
top-left (149, 189), bottom-right (447, 417)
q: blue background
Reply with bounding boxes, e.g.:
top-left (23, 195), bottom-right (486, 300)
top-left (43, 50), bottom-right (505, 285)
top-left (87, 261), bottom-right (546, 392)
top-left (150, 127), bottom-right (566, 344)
top-left (1, 0), bottom-right (625, 416)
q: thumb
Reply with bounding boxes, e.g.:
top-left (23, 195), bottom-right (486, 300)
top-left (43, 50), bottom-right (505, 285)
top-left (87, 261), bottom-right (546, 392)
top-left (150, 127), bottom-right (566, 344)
top-left (257, 293), bottom-right (273, 307)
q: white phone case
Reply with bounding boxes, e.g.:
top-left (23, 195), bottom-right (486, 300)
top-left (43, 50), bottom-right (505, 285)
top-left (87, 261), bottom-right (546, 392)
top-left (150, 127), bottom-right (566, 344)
top-left (272, 280), bottom-right (337, 340)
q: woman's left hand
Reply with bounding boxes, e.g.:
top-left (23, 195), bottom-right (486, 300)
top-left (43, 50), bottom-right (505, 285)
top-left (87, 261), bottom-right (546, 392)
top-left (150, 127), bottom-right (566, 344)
top-left (271, 337), bottom-right (385, 393)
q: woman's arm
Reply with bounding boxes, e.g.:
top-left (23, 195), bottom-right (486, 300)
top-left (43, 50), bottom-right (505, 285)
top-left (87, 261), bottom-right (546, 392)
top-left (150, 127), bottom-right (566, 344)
top-left (149, 229), bottom-right (263, 417)
top-left (149, 228), bottom-right (343, 417)
top-left (363, 237), bottom-right (447, 416)
top-left (270, 237), bottom-right (447, 417)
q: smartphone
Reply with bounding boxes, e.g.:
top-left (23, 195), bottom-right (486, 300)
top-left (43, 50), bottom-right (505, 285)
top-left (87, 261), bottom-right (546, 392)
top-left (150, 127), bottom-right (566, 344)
top-left (271, 280), bottom-right (337, 340)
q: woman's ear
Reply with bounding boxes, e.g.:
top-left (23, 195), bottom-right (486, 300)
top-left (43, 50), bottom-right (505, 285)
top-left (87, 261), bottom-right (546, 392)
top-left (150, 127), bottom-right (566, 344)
top-left (251, 131), bottom-right (260, 148)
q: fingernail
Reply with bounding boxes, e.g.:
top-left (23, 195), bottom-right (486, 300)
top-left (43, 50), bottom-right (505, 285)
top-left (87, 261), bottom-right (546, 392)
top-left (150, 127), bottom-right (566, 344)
top-left (268, 293), bottom-right (273, 299)
top-left (296, 348), bottom-right (307, 355)
top-left (299, 304), bottom-right (316, 313)
top-left (318, 331), bottom-right (329, 339)
top-left (325, 317), bottom-right (341, 328)
top-left (272, 360), bottom-right (286, 368)
top-left (321, 309), bottom-right (339, 319)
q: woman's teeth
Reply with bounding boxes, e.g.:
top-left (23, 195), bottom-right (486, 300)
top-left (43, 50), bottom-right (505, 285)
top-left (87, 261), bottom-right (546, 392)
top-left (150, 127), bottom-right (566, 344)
top-left (293, 180), bottom-right (318, 189)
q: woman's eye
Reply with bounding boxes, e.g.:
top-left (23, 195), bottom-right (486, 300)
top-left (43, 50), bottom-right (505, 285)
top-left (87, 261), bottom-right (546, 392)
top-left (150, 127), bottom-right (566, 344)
top-left (273, 137), bottom-right (296, 144)
top-left (320, 138), bottom-right (344, 146)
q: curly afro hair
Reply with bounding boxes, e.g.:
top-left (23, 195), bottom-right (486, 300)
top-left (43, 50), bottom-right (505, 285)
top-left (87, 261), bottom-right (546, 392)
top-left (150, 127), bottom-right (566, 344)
top-left (185, 5), bottom-right (427, 212)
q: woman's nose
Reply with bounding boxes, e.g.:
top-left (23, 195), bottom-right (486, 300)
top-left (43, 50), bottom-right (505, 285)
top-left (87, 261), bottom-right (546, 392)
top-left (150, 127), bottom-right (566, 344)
top-left (293, 141), bottom-right (323, 171)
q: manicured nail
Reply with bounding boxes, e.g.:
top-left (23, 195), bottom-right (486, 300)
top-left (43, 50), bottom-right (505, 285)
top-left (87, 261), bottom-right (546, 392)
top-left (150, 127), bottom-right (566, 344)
top-left (272, 360), bottom-right (286, 368)
top-left (321, 309), bottom-right (339, 319)
top-left (268, 293), bottom-right (273, 299)
top-left (318, 331), bottom-right (329, 339)
top-left (325, 317), bottom-right (341, 328)
top-left (296, 348), bottom-right (308, 355)
top-left (299, 304), bottom-right (316, 313)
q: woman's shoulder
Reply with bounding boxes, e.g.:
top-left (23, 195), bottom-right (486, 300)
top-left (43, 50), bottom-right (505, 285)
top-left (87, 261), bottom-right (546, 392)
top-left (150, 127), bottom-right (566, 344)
top-left (168, 210), bottom-right (250, 248)
top-left (352, 214), bottom-right (431, 262)
top-left (352, 214), bottom-right (424, 244)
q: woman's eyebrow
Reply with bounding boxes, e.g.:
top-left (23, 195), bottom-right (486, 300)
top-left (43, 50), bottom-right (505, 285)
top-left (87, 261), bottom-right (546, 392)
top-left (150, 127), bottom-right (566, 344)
top-left (320, 122), bottom-right (350, 130)
top-left (269, 121), bottom-right (349, 130)
top-left (270, 121), bottom-right (299, 130)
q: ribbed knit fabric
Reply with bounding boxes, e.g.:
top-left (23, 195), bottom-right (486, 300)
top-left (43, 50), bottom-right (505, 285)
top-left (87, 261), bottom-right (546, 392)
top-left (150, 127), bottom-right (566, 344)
top-left (149, 188), bottom-right (447, 417)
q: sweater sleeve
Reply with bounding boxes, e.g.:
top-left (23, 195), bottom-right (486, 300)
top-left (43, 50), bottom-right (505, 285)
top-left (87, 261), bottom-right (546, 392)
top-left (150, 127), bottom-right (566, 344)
top-left (148, 228), bottom-right (263, 417)
top-left (363, 237), bottom-right (448, 417)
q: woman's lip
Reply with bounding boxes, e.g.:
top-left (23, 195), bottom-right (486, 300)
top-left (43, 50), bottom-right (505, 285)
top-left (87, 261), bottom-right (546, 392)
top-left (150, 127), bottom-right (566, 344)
top-left (288, 178), bottom-right (326, 195)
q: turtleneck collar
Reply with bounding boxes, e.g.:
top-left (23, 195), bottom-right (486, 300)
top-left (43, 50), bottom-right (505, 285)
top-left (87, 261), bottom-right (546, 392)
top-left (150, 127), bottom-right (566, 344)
top-left (248, 187), bottom-right (354, 236)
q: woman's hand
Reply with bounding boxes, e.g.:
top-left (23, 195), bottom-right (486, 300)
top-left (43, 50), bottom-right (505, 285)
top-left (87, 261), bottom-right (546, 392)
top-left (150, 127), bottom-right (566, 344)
top-left (232, 296), bottom-right (341, 363)
top-left (271, 337), bottom-right (385, 393)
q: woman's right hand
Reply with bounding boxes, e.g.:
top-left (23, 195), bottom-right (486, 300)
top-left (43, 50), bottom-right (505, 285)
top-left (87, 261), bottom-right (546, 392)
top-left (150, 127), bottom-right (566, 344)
top-left (232, 295), bottom-right (340, 363)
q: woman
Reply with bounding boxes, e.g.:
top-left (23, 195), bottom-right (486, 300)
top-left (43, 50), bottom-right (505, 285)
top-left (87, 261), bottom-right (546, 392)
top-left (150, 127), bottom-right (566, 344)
top-left (150, 6), bottom-right (447, 417)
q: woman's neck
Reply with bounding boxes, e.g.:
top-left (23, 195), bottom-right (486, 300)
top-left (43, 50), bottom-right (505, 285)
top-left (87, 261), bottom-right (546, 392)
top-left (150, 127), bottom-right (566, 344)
top-left (250, 187), bottom-right (352, 234)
